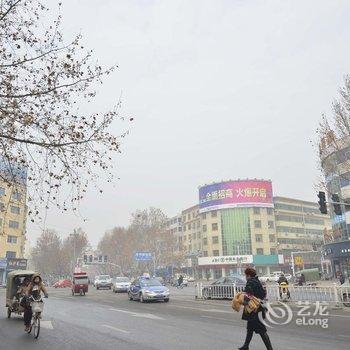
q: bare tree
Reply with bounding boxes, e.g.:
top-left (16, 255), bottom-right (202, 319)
top-left (0, 1), bottom-right (129, 220)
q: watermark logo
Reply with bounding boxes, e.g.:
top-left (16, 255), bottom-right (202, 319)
top-left (259, 301), bottom-right (329, 329)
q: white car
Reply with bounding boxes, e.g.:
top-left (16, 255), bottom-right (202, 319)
top-left (112, 277), bottom-right (131, 293)
top-left (259, 274), bottom-right (275, 283)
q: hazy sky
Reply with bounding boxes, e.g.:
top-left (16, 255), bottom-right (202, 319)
top-left (28, 0), bottom-right (350, 246)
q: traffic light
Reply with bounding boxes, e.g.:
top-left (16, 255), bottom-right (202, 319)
top-left (331, 194), bottom-right (342, 216)
top-left (318, 191), bottom-right (327, 214)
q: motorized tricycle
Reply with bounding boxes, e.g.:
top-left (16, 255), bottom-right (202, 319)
top-left (6, 270), bottom-right (36, 319)
top-left (71, 272), bottom-right (88, 296)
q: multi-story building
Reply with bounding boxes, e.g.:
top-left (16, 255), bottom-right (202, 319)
top-left (320, 133), bottom-right (350, 277)
top-left (0, 175), bottom-right (28, 283)
top-left (274, 196), bottom-right (331, 270)
top-left (195, 179), bottom-right (281, 278)
top-left (176, 180), bottom-right (332, 279)
top-left (181, 205), bottom-right (202, 257)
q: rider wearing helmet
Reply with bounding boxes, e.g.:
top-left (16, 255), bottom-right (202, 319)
top-left (277, 273), bottom-right (290, 299)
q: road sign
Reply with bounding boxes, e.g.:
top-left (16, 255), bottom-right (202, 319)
top-left (134, 252), bottom-right (153, 261)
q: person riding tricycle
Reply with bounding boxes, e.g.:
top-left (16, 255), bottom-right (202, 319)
top-left (6, 270), bottom-right (36, 319)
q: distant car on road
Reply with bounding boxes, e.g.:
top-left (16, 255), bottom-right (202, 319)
top-left (95, 275), bottom-right (112, 290)
top-left (53, 279), bottom-right (72, 288)
top-left (112, 277), bottom-right (131, 293)
top-left (128, 277), bottom-right (170, 303)
top-left (202, 276), bottom-right (246, 299)
top-left (187, 276), bottom-right (195, 282)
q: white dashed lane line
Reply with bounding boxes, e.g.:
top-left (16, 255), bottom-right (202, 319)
top-left (102, 324), bottom-right (130, 334)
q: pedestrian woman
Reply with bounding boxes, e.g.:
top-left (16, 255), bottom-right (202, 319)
top-left (238, 267), bottom-right (273, 350)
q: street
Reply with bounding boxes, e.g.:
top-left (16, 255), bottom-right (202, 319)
top-left (1, 286), bottom-right (349, 350)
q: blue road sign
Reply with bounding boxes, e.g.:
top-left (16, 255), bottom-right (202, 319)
top-left (134, 252), bottom-right (153, 261)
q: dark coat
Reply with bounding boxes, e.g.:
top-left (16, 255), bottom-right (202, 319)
top-left (241, 277), bottom-right (267, 334)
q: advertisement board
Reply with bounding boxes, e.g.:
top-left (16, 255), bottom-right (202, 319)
top-left (198, 255), bottom-right (253, 266)
top-left (199, 180), bottom-right (273, 213)
top-left (6, 258), bottom-right (27, 271)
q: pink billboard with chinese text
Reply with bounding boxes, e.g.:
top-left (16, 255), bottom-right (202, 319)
top-left (199, 180), bottom-right (273, 213)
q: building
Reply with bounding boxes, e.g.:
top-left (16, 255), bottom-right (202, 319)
top-left (320, 134), bottom-right (350, 277)
top-left (195, 179), bottom-right (282, 278)
top-left (175, 179), bottom-right (332, 279)
top-left (0, 165), bottom-right (28, 284)
top-left (274, 196), bottom-right (331, 271)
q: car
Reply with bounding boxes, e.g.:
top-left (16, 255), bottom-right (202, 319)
top-left (202, 276), bottom-right (246, 299)
top-left (112, 277), bottom-right (131, 293)
top-left (187, 276), bottom-right (195, 282)
top-left (128, 277), bottom-right (170, 303)
top-left (53, 279), bottom-right (72, 288)
top-left (259, 274), bottom-right (275, 283)
top-left (95, 275), bottom-right (112, 290)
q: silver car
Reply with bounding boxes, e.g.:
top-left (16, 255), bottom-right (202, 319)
top-left (112, 277), bottom-right (131, 293)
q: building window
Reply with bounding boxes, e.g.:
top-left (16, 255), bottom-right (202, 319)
top-left (203, 251), bottom-right (208, 257)
top-left (253, 207), bottom-right (260, 215)
top-left (197, 233), bottom-right (201, 239)
top-left (203, 237), bottom-right (208, 246)
top-left (255, 234), bottom-right (263, 242)
top-left (213, 250), bottom-right (220, 256)
top-left (202, 224), bottom-right (207, 232)
top-left (254, 220), bottom-right (262, 228)
top-left (188, 224), bottom-right (191, 230)
top-left (270, 248), bottom-right (277, 255)
top-left (178, 226), bottom-right (182, 232)
top-left (267, 208), bottom-right (274, 215)
top-left (9, 220), bottom-right (19, 229)
top-left (10, 206), bottom-right (20, 215)
top-left (202, 213), bottom-right (206, 220)
top-left (7, 235), bottom-right (18, 244)
top-left (11, 192), bottom-right (22, 201)
top-left (212, 223), bottom-right (218, 231)
top-left (211, 211), bottom-right (217, 218)
top-left (188, 234), bottom-right (192, 241)
top-left (197, 221), bottom-right (200, 228)
top-left (256, 248), bottom-right (264, 255)
top-left (269, 234), bottom-right (276, 242)
top-left (0, 187), bottom-right (5, 196)
top-left (192, 222), bottom-right (195, 229)
top-left (212, 236), bottom-right (219, 244)
top-left (187, 214), bottom-right (191, 220)
top-left (183, 225), bottom-right (186, 232)
top-left (268, 221), bottom-right (274, 229)
top-left (182, 216), bottom-right (186, 223)
top-left (6, 251), bottom-right (16, 258)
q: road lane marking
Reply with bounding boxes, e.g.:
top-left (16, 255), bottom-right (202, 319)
top-left (40, 320), bottom-right (54, 330)
top-left (338, 334), bottom-right (350, 338)
top-left (201, 315), bottom-right (232, 322)
top-left (102, 325), bottom-right (130, 334)
top-left (109, 308), bottom-right (165, 320)
top-left (167, 304), bottom-right (232, 314)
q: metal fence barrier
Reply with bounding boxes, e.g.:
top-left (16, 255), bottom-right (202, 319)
top-left (194, 283), bottom-right (350, 308)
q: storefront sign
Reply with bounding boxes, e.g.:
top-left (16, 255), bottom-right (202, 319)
top-left (198, 255), bottom-right (253, 266)
top-left (6, 258), bottom-right (27, 270)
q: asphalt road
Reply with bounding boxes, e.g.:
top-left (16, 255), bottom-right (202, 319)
top-left (1, 286), bottom-right (350, 350)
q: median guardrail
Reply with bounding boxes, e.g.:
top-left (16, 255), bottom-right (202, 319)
top-left (194, 282), bottom-right (350, 308)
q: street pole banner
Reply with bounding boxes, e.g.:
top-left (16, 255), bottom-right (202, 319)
top-left (134, 252), bottom-right (153, 261)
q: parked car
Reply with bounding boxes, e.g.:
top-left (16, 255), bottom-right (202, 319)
top-left (53, 279), bottom-right (72, 288)
top-left (202, 276), bottom-right (246, 299)
top-left (128, 277), bottom-right (170, 303)
top-left (187, 276), bottom-right (195, 282)
top-left (112, 277), bottom-right (131, 293)
top-left (95, 275), bottom-right (112, 290)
